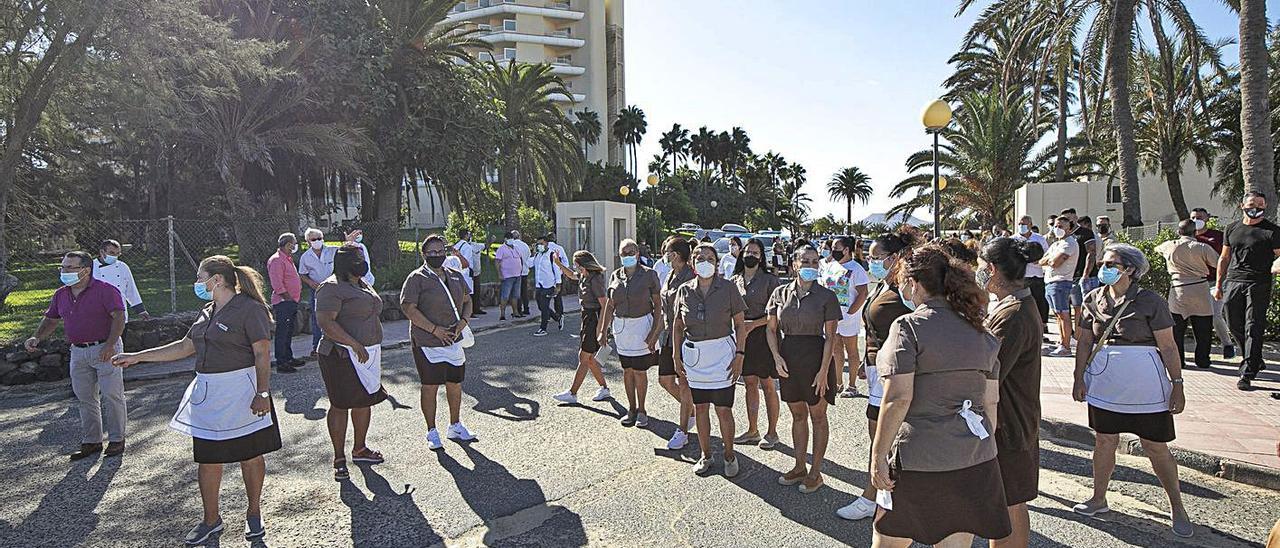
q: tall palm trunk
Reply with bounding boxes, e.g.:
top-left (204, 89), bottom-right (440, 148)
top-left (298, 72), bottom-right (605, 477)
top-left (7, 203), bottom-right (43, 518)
top-left (1055, 75), bottom-right (1069, 181)
top-left (846, 198), bottom-right (852, 225)
top-left (1240, 0), bottom-right (1276, 216)
top-left (502, 163), bottom-right (519, 229)
top-left (1163, 161), bottom-right (1190, 220)
top-left (1109, 0), bottom-right (1143, 226)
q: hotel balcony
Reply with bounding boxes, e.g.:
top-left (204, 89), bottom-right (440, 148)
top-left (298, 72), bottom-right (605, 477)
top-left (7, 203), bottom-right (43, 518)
top-left (476, 30), bottom-right (585, 49)
top-left (447, 1), bottom-right (584, 22)
top-left (548, 92), bottom-right (587, 103)
top-left (496, 58), bottom-right (586, 76)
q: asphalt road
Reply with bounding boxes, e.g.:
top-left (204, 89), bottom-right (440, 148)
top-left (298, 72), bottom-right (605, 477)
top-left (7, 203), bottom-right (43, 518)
top-left (0, 315), bottom-right (1277, 548)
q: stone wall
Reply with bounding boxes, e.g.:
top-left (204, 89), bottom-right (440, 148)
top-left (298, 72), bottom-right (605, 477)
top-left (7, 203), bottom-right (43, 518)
top-left (0, 341), bottom-right (69, 385)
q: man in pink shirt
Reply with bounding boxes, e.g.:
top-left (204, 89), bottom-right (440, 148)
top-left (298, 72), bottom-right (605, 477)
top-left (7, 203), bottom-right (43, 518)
top-left (267, 232), bottom-right (302, 372)
top-left (494, 231), bottom-right (525, 320)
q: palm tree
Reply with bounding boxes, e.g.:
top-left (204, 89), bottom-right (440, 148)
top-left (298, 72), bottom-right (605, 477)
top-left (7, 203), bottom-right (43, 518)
top-left (613, 105), bottom-right (647, 177)
top-left (1236, 0), bottom-right (1276, 216)
top-left (475, 61), bottom-right (583, 229)
top-left (573, 109), bottom-right (602, 157)
top-left (828, 167), bottom-right (874, 224)
top-left (690, 126), bottom-right (715, 175)
top-left (778, 175), bottom-right (812, 232)
top-left (659, 123), bottom-right (690, 178)
top-left (1209, 26), bottom-right (1280, 205)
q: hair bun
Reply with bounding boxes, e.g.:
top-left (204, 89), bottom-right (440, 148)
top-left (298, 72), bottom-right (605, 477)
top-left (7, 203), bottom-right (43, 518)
top-left (1016, 240), bottom-right (1045, 263)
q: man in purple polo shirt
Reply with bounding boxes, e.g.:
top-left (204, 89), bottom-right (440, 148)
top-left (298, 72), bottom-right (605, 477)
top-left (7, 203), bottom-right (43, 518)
top-left (26, 251), bottom-right (127, 460)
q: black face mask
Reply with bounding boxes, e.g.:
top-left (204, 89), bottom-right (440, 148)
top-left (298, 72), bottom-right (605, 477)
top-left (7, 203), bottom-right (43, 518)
top-left (1097, 224), bottom-right (1110, 235)
top-left (350, 261), bottom-right (369, 277)
top-left (1245, 207), bottom-right (1266, 219)
top-left (424, 256), bottom-right (446, 269)
top-left (830, 249), bottom-right (845, 262)
top-left (741, 256), bottom-right (760, 269)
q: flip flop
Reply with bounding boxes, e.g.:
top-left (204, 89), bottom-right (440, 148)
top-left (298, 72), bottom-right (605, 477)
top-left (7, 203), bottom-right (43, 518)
top-left (351, 447), bottom-right (385, 465)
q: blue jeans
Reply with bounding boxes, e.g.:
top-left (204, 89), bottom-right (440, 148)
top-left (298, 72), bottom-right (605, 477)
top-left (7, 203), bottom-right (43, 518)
top-left (536, 286), bottom-right (560, 329)
top-left (1071, 277), bottom-right (1100, 307)
top-left (500, 276), bottom-right (521, 302)
top-left (1045, 281), bottom-right (1073, 313)
top-left (272, 300), bottom-right (298, 365)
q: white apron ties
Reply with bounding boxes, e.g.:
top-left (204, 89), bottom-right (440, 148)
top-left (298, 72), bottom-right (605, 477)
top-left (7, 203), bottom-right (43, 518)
top-left (958, 399), bottom-right (990, 439)
top-left (338, 343), bottom-right (383, 394)
top-left (1084, 344), bottom-right (1171, 414)
top-left (866, 365), bottom-right (884, 407)
top-left (680, 335), bottom-right (737, 390)
top-left (170, 368), bottom-right (273, 441)
top-left (612, 315), bottom-right (654, 357)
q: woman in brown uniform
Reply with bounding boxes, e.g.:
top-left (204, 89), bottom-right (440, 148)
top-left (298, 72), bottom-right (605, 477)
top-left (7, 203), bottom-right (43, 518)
top-left (658, 237), bottom-right (696, 449)
top-left (551, 250), bottom-right (612, 403)
top-left (731, 238), bottom-right (782, 449)
top-left (401, 235), bottom-right (475, 451)
top-left (837, 230), bottom-right (917, 522)
top-left (673, 244), bottom-right (748, 476)
top-left (598, 239), bottom-right (663, 427)
top-left (978, 237), bottom-right (1046, 548)
top-left (767, 246), bottom-right (842, 494)
top-left (1071, 243), bottom-right (1192, 538)
top-left (315, 245), bottom-right (387, 481)
top-left (112, 255), bottom-right (280, 544)
top-left (871, 244), bottom-right (1010, 547)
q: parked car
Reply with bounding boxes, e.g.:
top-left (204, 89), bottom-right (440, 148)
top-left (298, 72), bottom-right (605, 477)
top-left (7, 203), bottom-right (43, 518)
top-left (721, 223), bottom-right (749, 234)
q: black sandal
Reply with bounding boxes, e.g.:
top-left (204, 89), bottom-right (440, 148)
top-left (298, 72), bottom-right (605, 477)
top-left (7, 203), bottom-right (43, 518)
top-left (333, 457), bottom-right (349, 481)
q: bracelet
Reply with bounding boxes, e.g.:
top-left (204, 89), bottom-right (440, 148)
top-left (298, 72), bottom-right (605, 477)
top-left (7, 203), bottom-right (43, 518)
top-left (735, 350), bottom-right (746, 356)
top-left (1169, 378), bottom-right (1184, 384)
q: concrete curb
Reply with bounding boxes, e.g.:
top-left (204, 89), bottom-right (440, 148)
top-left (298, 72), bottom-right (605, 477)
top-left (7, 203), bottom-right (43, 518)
top-left (1039, 417), bottom-right (1280, 491)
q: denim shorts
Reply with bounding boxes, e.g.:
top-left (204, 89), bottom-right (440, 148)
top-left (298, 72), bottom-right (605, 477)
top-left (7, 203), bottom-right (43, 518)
top-left (500, 276), bottom-right (521, 301)
top-left (1046, 280), bottom-right (1073, 313)
top-left (1071, 277), bottom-right (1099, 307)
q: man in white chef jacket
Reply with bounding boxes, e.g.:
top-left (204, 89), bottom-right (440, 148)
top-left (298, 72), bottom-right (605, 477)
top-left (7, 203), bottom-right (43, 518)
top-left (93, 239), bottom-right (148, 321)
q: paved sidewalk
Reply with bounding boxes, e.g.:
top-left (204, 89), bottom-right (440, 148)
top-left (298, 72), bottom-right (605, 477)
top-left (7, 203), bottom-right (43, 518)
top-left (123, 296), bottom-right (582, 382)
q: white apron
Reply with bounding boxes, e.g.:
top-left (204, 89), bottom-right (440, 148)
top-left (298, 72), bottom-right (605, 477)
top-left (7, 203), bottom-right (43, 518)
top-left (612, 315), bottom-right (654, 357)
top-left (1084, 345), bottom-right (1171, 414)
top-left (170, 368), bottom-right (273, 441)
top-left (421, 342), bottom-right (466, 367)
top-left (866, 365), bottom-right (884, 407)
top-left (680, 335), bottom-right (737, 390)
top-left (338, 343), bottom-right (383, 394)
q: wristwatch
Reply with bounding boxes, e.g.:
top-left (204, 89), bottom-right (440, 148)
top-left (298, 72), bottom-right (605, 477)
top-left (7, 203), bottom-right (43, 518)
top-left (1169, 378), bottom-right (1184, 385)
top-left (256, 391), bottom-right (270, 398)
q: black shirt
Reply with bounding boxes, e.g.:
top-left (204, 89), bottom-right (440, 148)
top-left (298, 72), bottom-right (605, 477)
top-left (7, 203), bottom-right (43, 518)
top-left (1072, 226), bottom-right (1096, 279)
top-left (1224, 219), bottom-right (1280, 283)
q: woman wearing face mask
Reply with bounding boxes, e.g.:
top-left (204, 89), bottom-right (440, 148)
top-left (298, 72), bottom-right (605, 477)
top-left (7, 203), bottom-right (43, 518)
top-left (767, 246), bottom-right (842, 493)
top-left (657, 237), bottom-right (697, 449)
top-left (1071, 244), bottom-right (1193, 538)
top-left (313, 244), bottom-right (387, 481)
top-left (111, 256), bottom-right (279, 544)
top-left (674, 244), bottom-right (749, 476)
top-left (551, 251), bottom-right (612, 404)
top-left (978, 238), bottom-right (1046, 548)
top-left (870, 244), bottom-right (1009, 548)
top-left (719, 236), bottom-right (744, 279)
top-left (598, 239), bottom-right (663, 427)
top-left (835, 230), bottom-right (918, 522)
top-left (731, 238), bottom-right (783, 449)
top-left (820, 236), bottom-right (870, 399)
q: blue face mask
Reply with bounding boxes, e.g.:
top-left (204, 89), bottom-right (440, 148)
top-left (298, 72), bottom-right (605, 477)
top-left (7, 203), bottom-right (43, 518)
top-left (101, 255), bottom-right (118, 266)
top-left (621, 255), bottom-right (638, 268)
top-left (868, 259), bottom-right (888, 279)
top-left (194, 280), bottom-right (213, 301)
top-left (1098, 266), bottom-right (1123, 286)
top-left (798, 267), bottom-right (820, 281)
top-left (901, 282), bottom-right (918, 311)
top-left (60, 271), bottom-right (81, 286)
top-left (355, 234), bottom-right (363, 243)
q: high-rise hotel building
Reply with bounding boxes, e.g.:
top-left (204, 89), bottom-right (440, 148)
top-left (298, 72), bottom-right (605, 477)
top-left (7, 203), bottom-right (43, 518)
top-left (445, 0), bottom-right (625, 164)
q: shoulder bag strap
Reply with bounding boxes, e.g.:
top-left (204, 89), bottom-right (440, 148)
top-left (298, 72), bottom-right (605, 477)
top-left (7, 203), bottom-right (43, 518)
top-left (429, 270), bottom-right (462, 324)
top-left (1084, 299), bottom-right (1134, 365)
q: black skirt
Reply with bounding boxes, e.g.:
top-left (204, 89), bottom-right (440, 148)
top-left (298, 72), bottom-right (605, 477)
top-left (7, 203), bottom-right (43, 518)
top-left (874, 459), bottom-right (1012, 544)
top-left (193, 400), bottom-right (282, 464)
top-left (657, 342), bottom-right (676, 376)
top-left (580, 308), bottom-right (601, 354)
top-left (690, 386), bottom-right (735, 407)
top-left (741, 325), bottom-right (777, 378)
top-left (779, 335), bottom-right (836, 406)
top-left (866, 403), bottom-right (881, 422)
top-left (318, 349), bottom-right (388, 410)
top-left (997, 446), bottom-right (1040, 505)
top-left (1088, 405), bottom-right (1176, 443)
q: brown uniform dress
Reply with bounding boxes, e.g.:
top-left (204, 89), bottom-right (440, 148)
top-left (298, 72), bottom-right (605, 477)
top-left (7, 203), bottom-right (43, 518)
top-left (1080, 284), bottom-right (1177, 442)
top-left (733, 269), bottom-right (782, 379)
top-left (674, 275), bottom-right (747, 406)
top-left (187, 294), bottom-right (282, 464)
top-left (862, 281), bottom-right (912, 421)
top-left (578, 271), bottom-right (607, 354)
top-left (607, 265), bottom-right (662, 370)
top-left (316, 278), bottom-right (387, 409)
top-left (767, 280), bottom-right (842, 406)
top-left (658, 265), bottom-right (695, 375)
top-left (874, 299), bottom-right (1010, 544)
top-left (401, 265), bottom-right (472, 385)
top-left (986, 288), bottom-right (1044, 505)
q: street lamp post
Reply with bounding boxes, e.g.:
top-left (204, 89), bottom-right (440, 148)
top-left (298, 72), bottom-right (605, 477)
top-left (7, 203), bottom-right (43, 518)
top-left (619, 184), bottom-right (630, 203)
top-left (922, 99), bottom-right (953, 240)
top-left (647, 174), bottom-right (659, 247)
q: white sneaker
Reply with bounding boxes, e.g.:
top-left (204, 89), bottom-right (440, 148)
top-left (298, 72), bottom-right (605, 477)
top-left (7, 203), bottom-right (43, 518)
top-left (553, 391), bottom-right (578, 404)
top-left (667, 429), bottom-right (688, 450)
top-left (693, 456), bottom-right (713, 475)
top-left (724, 456), bottom-right (740, 478)
top-left (1049, 345), bottom-right (1074, 357)
top-left (447, 422), bottom-right (476, 441)
top-left (426, 429), bottom-right (443, 450)
top-left (836, 497), bottom-right (877, 520)
top-left (635, 412), bottom-right (649, 427)
top-left (592, 387), bottom-right (611, 401)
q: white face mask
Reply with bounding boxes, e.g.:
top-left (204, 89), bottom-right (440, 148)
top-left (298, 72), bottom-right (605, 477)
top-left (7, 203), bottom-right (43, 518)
top-left (1052, 227), bottom-right (1067, 239)
top-left (1017, 224), bottom-right (1030, 235)
top-left (694, 260), bottom-right (716, 279)
top-left (310, 240), bottom-right (324, 250)
top-left (1193, 219), bottom-right (1206, 231)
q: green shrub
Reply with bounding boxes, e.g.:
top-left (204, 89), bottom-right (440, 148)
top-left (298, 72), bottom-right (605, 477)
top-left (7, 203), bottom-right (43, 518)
top-left (517, 205), bottom-right (551, 240)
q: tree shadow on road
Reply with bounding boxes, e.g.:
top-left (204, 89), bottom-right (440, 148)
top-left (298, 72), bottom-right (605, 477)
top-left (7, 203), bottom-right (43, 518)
top-left (437, 442), bottom-right (587, 547)
top-left (0, 456), bottom-right (121, 546)
top-left (1040, 446), bottom-right (1224, 500)
top-left (465, 375), bottom-right (540, 422)
top-left (339, 463), bottom-right (442, 548)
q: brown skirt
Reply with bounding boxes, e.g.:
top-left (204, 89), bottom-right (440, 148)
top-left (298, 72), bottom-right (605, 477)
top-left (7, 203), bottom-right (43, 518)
top-left (318, 349), bottom-right (388, 410)
top-left (874, 459), bottom-right (1011, 544)
top-left (192, 401), bottom-right (282, 464)
top-left (997, 446), bottom-right (1040, 505)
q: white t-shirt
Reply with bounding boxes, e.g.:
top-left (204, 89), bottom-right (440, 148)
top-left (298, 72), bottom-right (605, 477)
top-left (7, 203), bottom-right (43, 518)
top-left (453, 241), bottom-right (479, 277)
top-left (821, 260), bottom-right (869, 336)
top-left (547, 241), bottom-right (567, 283)
top-left (719, 254), bottom-right (737, 279)
top-left (443, 255), bottom-right (474, 293)
top-left (1015, 233), bottom-right (1049, 278)
top-left (654, 257), bottom-right (672, 289)
top-left (1044, 236), bottom-right (1079, 283)
top-left (512, 239), bottom-right (532, 275)
top-left (532, 249), bottom-right (559, 289)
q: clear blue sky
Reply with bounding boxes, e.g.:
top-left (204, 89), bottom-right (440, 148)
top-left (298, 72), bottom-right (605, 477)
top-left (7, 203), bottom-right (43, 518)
top-left (625, 0), bottom-right (1274, 223)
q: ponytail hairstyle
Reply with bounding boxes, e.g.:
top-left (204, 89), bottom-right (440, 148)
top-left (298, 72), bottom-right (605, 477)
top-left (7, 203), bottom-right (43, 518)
top-left (872, 226), bottom-right (921, 283)
top-left (898, 243), bottom-right (987, 330)
top-left (979, 237), bottom-right (1045, 287)
top-left (665, 236), bottom-right (692, 266)
top-left (199, 255), bottom-right (271, 319)
top-left (939, 237), bottom-right (979, 266)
